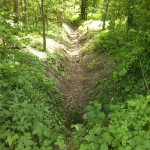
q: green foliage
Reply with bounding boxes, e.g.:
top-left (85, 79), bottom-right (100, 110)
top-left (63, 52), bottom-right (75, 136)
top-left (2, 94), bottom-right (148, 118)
top-left (87, 11), bottom-right (102, 20)
top-left (0, 11), bottom-right (70, 148)
top-left (1, 0), bottom-right (150, 149)
top-left (47, 23), bottom-right (70, 44)
top-left (48, 52), bottom-right (67, 74)
top-left (92, 0), bottom-right (150, 103)
top-left (55, 135), bottom-right (67, 150)
top-left (70, 95), bottom-right (150, 149)
top-left (69, 1), bottom-right (150, 146)
top-left (31, 41), bottom-right (44, 51)
top-left (0, 41), bottom-right (66, 149)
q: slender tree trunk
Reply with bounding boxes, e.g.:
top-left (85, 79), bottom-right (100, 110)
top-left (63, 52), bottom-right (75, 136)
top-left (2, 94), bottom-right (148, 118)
top-left (93, 0), bottom-right (98, 7)
top-left (41, 0), bottom-right (46, 51)
top-left (102, 0), bottom-right (109, 30)
top-left (23, 0), bottom-right (27, 24)
top-left (34, 14), bottom-right (37, 26)
top-left (3, 0), bottom-right (8, 10)
top-left (127, 0), bottom-right (134, 31)
top-left (45, 13), bottom-right (49, 31)
top-left (81, 0), bottom-right (88, 20)
top-left (14, 0), bottom-right (19, 23)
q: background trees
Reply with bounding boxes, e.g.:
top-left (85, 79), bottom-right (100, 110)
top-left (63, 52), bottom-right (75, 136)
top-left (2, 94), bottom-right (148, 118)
top-left (13, 0), bottom-right (19, 23)
top-left (81, 0), bottom-right (88, 19)
top-left (41, 0), bottom-right (46, 51)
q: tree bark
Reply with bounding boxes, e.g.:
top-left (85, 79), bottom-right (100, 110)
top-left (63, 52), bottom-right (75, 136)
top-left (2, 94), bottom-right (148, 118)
top-left (14, 0), bottom-right (19, 23)
top-left (127, 0), bottom-right (134, 31)
top-left (81, 0), bottom-right (88, 20)
top-left (41, 0), bottom-right (46, 51)
top-left (93, 0), bottom-right (98, 7)
top-left (23, 0), bottom-right (27, 24)
top-left (102, 0), bottom-right (109, 30)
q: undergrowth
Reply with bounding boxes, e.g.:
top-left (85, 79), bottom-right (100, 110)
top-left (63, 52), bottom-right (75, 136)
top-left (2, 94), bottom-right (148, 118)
top-left (0, 48), bottom-right (67, 149)
top-left (0, 18), bottom-right (67, 149)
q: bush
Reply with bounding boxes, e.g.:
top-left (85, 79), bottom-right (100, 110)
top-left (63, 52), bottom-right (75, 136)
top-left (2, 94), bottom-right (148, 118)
top-left (70, 95), bottom-right (150, 149)
top-left (0, 48), bottom-right (66, 149)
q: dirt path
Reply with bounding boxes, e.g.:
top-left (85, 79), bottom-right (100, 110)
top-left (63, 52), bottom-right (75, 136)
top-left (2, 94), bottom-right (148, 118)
top-left (61, 30), bottom-right (88, 111)
top-left (58, 28), bottom-right (110, 113)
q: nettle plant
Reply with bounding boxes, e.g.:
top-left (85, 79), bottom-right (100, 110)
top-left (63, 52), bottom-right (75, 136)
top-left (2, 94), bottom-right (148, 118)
top-left (70, 95), bottom-right (150, 150)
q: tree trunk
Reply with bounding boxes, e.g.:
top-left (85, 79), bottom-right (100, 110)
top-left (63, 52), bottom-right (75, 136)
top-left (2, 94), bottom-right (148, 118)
top-left (127, 0), bottom-right (134, 31)
top-left (81, 0), bottom-right (88, 20)
top-left (102, 0), bottom-right (109, 30)
top-left (24, 0), bottom-right (27, 24)
top-left (93, 0), bottom-right (98, 7)
top-left (41, 0), bottom-right (46, 51)
top-left (14, 0), bottom-right (19, 23)
top-left (2, 0), bottom-right (9, 18)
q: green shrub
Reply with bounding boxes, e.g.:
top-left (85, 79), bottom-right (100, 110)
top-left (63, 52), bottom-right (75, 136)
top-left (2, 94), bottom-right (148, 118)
top-left (70, 95), bottom-right (150, 150)
top-left (0, 48), bottom-right (66, 149)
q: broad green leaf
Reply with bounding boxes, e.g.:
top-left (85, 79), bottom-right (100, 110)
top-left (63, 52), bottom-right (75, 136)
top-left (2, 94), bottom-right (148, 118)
top-left (127, 139), bottom-right (135, 147)
top-left (118, 147), bottom-right (125, 150)
top-left (146, 95), bottom-right (150, 101)
top-left (91, 124), bottom-right (101, 134)
top-left (143, 140), bottom-right (150, 148)
top-left (125, 146), bottom-right (132, 150)
top-left (112, 139), bottom-right (119, 147)
top-left (55, 135), bottom-right (66, 150)
top-left (86, 105), bottom-right (93, 111)
top-left (127, 100), bottom-right (136, 106)
top-left (44, 140), bottom-right (50, 147)
top-left (100, 142), bottom-right (108, 150)
top-left (135, 145), bottom-right (146, 150)
top-left (101, 132), bottom-right (113, 145)
top-left (7, 135), bottom-right (13, 145)
top-left (98, 112), bottom-right (105, 119)
top-left (124, 85), bottom-right (132, 92)
top-left (6, 134), bottom-right (19, 146)
top-left (12, 116), bottom-right (18, 121)
top-left (134, 136), bottom-right (144, 145)
top-left (74, 125), bottom-right (80, 131)
top-left (0, 142), bottom-right (6, 150)
top-left (80, 144), bottom-right (88, 150)
top-left (85, 134), bottom-right (96, 142)
top-left (18, 133), bottom-right (33, 147)
top-left (87, 111), bottom-right (96, 119)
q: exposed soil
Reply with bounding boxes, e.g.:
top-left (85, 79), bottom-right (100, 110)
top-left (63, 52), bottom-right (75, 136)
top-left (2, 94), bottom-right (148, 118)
top-left (57, 29), bottom-right (111, 112)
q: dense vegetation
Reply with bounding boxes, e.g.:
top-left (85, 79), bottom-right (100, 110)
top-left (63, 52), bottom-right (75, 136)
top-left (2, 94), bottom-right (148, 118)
top-left (0, 0), bottom-right (150, 149)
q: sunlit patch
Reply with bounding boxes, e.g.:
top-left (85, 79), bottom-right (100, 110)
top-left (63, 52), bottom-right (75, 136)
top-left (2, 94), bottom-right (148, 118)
top-left (24, 34), bottom-right (67, 59)
top-left (88, 20), bottom-right (102, 30)
top-left (66, 49), bottom-right (80, 56)
top-left (46, 38), bottom-right (66, 54)
top-left (79, 20), bottom-right (109, 31)
top-left (26, 46), bottom-right (47, 60)
top-left (62, 23), bottom-right (72, 35)
top-left (6, 20), bottom-right (15, 26)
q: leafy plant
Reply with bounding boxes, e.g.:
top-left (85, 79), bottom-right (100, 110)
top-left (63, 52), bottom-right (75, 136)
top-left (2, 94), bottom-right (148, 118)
top-left (0, 47), bottom-right (66, 149)
top-left (70, 95), bottom-right (150, 149)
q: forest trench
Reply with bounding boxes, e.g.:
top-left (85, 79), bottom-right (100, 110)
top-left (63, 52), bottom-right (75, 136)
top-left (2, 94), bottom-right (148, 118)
top-left (60, 30), bottom-right (87, 111)
top-left (57, 28), bottom-right (111, 113)
top-left (1, 0), bottom-right (150, 149)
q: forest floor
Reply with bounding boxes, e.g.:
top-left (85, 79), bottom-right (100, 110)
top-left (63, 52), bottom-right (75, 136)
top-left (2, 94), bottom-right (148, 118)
top-left (57, 28), bottom-right (111, 113)
top-left (25, 22), bottom-right (112, 122)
